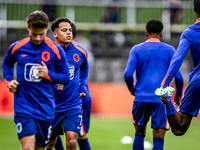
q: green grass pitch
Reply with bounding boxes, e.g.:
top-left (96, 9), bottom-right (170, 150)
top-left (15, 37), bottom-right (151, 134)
top-left (0, 116), bottom-right (200, 150)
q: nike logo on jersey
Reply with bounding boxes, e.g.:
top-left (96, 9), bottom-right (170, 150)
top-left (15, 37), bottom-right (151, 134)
top-left (21, 54), bottom-right (28, 57)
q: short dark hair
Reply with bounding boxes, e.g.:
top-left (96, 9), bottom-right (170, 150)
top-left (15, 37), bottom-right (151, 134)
top-left (27, 10), bottom-right (49, 28)
top-left (146, 19), bottom-right (163, 34)
top-left (51, 17), bottom-right (71, 32)
top-left (194, 0), bottom-right (200, 13)
top-left (70, 21), bottom-right (77, 38)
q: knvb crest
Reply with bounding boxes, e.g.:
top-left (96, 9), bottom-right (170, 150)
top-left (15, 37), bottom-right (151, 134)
top-left (24, 63), bottom-right (42, 82)
top-left (42, 51), bottom-right (50, 62)
top-left (73, 54), bottom-right (80, 62)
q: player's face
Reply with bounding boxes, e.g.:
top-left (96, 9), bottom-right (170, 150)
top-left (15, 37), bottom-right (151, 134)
top-left (27, 25), bottom-right (48, 46)
top-left (53, 22), bottom-right (72, 45)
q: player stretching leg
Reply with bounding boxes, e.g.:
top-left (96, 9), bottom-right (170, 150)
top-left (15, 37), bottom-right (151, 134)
top-left (157, 0), bottom-right (200, 136)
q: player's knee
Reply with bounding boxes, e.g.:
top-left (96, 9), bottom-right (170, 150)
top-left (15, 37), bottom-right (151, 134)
top-left (172, 129), bottom-right (186, 136)
top-left (66, 139), bottom-right (77, 149)
top-left (20, 136), bottom-right (35, 150)
top-left (21, 143), bottom-right (35, 150)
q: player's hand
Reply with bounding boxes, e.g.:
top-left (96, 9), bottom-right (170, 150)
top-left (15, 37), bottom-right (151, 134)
top-left (57, 84), bottom-right (64, 90)
top-left (8, 79), bottom-right (19, 93)
top-left (37, 61), bottom-right (48, 78)
top-left (173, 102), bottom-right (179, 110)
top-left (79, 92), bottom-right (87, 97)
top-left (160, 97), bottom-right (170, 104)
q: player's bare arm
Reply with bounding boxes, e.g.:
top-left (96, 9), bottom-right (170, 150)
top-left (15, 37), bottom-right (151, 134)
top-left (8, 79), bottom-right (19, 93)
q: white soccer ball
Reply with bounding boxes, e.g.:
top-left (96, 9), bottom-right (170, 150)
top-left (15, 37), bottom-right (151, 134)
top-left (120, 135), bottom-right (133, 144)
top-left (144, 141), bottom-right (152, 149)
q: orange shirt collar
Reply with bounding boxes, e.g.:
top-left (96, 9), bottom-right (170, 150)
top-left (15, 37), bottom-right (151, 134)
top-left (145, 38), bottom-right (160, 42)
top-left (195, 18), bottom-right (200, 23)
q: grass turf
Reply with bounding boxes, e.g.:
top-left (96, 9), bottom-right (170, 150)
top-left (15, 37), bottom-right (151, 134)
top-left (0, 116), bottom-right (200, 150)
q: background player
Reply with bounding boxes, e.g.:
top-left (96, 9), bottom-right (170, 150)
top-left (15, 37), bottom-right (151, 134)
top-left (46, 17), bottom-right (89, 150)
top-left (124, 19), bottom-right (183, 150)
top-left (53, 21), bottom-right (92, 150)
top-left (158, 0), bottom-right (200, 136)
top-left (70, 21), bottom-right (92, 150)
top-left (2, 11), bottom-right (70, 150)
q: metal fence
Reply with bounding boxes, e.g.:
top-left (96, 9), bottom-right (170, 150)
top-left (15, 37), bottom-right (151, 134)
top-left (0, 0), bottom-right (195, 82)
top-left (0, 0), bottom-right (195, 25)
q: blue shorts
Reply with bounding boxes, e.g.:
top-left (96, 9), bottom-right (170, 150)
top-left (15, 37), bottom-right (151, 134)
top-left (132, 102), bottom-right (169, 129)
top-left (14, 113), bottom-right (53, 147)
top-left (80, 100), bottom-right (91, 136)
top-left (51, 109), bottom-right (82, 140)
top-left (180, 79), bottom-right (200, 117)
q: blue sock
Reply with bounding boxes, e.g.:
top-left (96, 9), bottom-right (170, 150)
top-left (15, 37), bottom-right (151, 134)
top-left (153, 138), bottom-right (164, 150)
top-left (166, 99), bottom-right (177, 115)
top-left (54, 136), bottom-right (64, 150)
top-left (133, 133), bottom-right (145, 150)
top-left (78, 138), bottom-right (91, 150)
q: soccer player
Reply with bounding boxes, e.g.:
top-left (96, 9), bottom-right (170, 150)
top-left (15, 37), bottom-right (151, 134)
top-left (124, 19), bottom-right (183, 150)
top-left (158, 0), bottom-right (200, 136)
top-left (2, 11), bottom-right (70, 150)
top-left (71, 21), bottom-right (92, 150)
top-left (46, 17), bottom-right (89, 150)
top-left (53, 21), bottom-right (92, 150)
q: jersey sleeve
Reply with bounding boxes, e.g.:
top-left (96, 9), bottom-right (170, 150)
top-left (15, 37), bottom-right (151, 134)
top-left (124, 47), bottom-right (137, 95)
top-left (46, 46), bottom-right (70, 84)
top-left (3, 44), bottom-right (17, 83)
top-left (162, 31), bottom-right (191, 87)
top-left (79, 54), bottom-right (89, 93)
top-left (174, 68), bottom-right (184, 105)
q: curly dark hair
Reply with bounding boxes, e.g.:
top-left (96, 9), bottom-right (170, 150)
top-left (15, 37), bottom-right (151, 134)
top-left (146, 19), bottom-right (163, 34)
top-left (51, 17), bottom-right (71, 32)
top-left (194, 0), bottom-right (200, 14)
